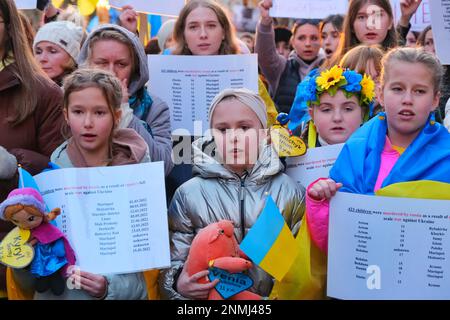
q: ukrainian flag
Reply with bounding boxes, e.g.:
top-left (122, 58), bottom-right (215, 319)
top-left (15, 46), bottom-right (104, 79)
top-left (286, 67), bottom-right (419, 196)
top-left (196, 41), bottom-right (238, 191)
top-left (18, 166), bottom-right (40, 190)
top-left (240, 195), bottom-right (299, 281)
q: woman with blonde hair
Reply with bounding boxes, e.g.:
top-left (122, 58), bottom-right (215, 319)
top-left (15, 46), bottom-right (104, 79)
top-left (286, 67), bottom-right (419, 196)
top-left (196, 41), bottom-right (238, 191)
top-left (33, 21), bottom-right (84, 86)
top-left (166, 0), bottom-right (278, 203)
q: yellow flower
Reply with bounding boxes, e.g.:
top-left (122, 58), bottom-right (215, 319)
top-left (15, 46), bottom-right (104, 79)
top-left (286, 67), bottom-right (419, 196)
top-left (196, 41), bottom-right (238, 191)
top-left (360, 74), bottom-right (375, 103)
top-left (316, 65), bottom-right (345, 90)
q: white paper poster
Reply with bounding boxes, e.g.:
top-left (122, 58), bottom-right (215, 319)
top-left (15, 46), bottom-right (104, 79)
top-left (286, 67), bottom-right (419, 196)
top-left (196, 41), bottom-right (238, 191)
top-left (148, 54), bottom-right (259, 135)
top-left (390, 0), bottom-right (430, 32)
top-left (34, 162), bottom-right (170, 275)
top-left (429, 0), bottom-right (450, 65)
top-left (15, 0), bottom-right (37, 9)
top-left (285, 144), bottom-right (344, 189)
top-left (109, 0), bottom-right (186, 17)
top-left (270, 0), bottom-right (348, 19)
top-left (328, 192), bottom-right (450, 300)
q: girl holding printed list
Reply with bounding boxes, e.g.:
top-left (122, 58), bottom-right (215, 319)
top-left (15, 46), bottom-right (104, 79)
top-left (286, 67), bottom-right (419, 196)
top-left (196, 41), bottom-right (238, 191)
top-left (270, 65), bottom-right (377, 300)
top-left (11, 69), bottom-right (150, 300)
top-left (306, 48), bottom-right (450, 256)
top-left (273, 47), bottom-right (450, 301)
top-left (160, 88), bottom-right (305, 300)
top-left (166, 0), bottom-right (278, 201)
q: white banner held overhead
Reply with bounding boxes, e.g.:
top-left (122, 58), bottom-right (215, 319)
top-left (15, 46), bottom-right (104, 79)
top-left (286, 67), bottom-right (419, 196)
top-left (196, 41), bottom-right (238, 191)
top-left (390, 0), bottom-right (430, 32)
top-left (328, 192), bottom-right (450, 299)
top-left (148, 54), bottom-right (259, 135)
top-left (109, 0), bottom-right (186, 17)
top-left (270, 0), bottom-right (348, 19)
top-left (34, 162), bottom-right (170, 275)
top-left (429, 0), bottom-right (450, 65)
top-left (15, 0), bottom-right (37, 9)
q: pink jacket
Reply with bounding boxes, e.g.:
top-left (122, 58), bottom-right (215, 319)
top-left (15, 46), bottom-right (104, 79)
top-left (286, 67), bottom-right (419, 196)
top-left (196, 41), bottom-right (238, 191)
top-left (306, 137), bottom-right (401, 253)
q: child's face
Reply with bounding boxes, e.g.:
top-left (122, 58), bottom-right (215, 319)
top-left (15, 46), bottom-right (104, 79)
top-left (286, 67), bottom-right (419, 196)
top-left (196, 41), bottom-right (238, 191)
top-left (310, 90), bottom-right (363, 145)
top-left (292, 24), bottom-right (321, 61)
top-left (64, 87), bottom-right (121, 157)
top-left (379, 61), bottom-right (439, 146)
top-left (10, 209), bottom-right (43, 230)
top-left (353, 3), bottom-right (392, 46)
top-left (211, 99), bottom-right (266, 175)
top-left (321, 22), bottom-right (340, 59)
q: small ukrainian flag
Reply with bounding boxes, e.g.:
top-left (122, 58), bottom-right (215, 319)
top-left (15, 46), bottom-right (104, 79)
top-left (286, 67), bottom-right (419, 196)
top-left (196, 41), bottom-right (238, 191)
top-left (18, 165), bottom-right (40, 190)
top-left (240, 195), bottom-right (299, 281)
top-left (18, 166), bottom-right (51, 213)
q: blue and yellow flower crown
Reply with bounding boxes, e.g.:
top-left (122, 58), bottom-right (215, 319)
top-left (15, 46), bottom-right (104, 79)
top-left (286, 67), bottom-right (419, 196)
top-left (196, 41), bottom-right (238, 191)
top-left (299, 65), bottom-right (375, 108)
top-left (277, 66), bottom-right (376, 132)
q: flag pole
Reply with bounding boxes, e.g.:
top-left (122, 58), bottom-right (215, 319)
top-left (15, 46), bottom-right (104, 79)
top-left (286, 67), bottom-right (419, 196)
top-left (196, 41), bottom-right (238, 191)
top-left (18, 164), bottom-right (24, 189)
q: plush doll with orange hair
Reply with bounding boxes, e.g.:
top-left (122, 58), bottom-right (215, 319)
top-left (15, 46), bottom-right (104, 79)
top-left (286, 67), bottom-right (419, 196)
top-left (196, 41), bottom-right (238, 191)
top-left (0, 187), bottom-right (76, 296)
top-left (184, 220), bottom-right (261, 300)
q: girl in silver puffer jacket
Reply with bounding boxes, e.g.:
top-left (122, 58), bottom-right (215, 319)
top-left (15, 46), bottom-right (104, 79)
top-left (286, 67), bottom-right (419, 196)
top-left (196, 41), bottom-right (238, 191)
top-left (160, 88), bottom-right (306, 300)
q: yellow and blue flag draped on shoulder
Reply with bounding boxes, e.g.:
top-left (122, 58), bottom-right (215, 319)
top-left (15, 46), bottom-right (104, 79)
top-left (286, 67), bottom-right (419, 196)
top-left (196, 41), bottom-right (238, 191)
top-left (330, 112), bottom-right (450, 193)
top-left (270, 113), bottom-right (450, 300)
top-left (240, 195), bottom-right (298, 281)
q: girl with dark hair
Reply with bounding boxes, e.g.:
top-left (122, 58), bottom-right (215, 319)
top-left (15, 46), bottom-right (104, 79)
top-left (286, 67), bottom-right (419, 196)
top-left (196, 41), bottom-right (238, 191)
top-left (336, 0), bottom-right (422, 59)
top-left (255, 0), bottom-right (325, 114)
top-left (320, 14), bottom-right (344, 60)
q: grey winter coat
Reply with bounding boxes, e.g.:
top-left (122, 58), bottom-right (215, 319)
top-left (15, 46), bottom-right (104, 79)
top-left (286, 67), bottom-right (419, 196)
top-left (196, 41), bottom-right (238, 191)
top-left (159, 137), bottom-right (305, 299)
top-left (77, 24), bottom-right (173, 176)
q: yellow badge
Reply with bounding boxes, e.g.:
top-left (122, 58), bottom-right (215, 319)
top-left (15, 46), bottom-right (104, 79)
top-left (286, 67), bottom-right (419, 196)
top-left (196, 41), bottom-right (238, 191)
top-left (271, 125), bottom-right (307, 157)
top-left (0, 227), bottom-right (34, 269)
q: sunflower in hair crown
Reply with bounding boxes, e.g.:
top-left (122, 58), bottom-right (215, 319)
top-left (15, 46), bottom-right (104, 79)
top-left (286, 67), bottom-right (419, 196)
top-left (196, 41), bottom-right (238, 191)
top-left (276, 66), bottom-right (376, 132)
top-left (314, 65), bottom-right (375, 107)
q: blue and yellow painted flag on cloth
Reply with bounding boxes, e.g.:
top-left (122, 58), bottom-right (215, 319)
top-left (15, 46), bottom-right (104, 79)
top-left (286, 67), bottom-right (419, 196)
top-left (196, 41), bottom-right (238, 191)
top-left (269, 213), bottom-right (327, 300)
top-left (240, 195), bottom-right (299, 281)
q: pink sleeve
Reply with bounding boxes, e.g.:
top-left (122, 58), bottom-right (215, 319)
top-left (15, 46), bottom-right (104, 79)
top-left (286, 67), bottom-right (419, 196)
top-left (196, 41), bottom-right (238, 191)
top-left (306, 178), bottom-right (330, 254)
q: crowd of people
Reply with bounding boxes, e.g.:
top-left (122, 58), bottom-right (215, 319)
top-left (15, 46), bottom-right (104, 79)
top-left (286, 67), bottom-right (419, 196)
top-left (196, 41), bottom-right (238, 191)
top-left (0, 0), bottom-right (449, 300)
